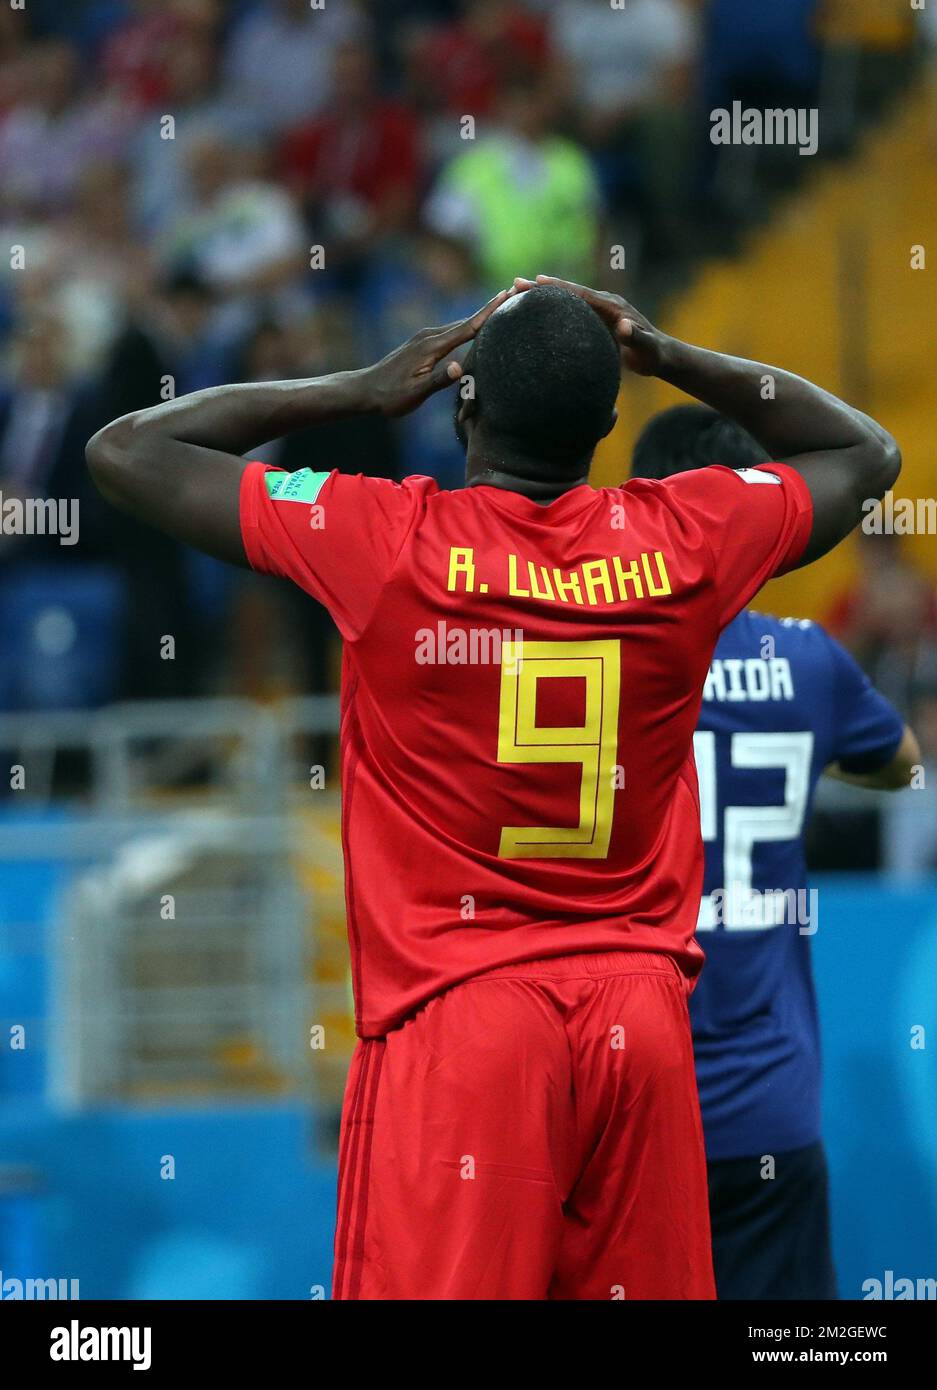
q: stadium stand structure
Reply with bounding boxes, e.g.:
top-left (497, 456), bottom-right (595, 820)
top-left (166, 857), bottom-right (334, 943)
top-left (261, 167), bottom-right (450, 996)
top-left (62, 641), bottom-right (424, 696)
top-left (594, 81), bottom-right (937, 621)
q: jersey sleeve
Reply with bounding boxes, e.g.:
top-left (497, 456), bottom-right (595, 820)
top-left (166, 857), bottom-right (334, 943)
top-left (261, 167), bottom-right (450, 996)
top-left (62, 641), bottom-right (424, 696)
top-left (239, 463), bottom-right (429, 640)
top-left (659, 463), bottom-right (813, 628)
top-left (823, 633), bottom-right (905, 772)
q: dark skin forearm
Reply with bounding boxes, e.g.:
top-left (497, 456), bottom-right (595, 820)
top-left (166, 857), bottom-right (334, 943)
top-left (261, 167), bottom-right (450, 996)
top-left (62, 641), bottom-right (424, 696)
top-left (86, 372), bottom-right (377, 565)
top-left (119, 370), bottom-right (376, 459)
top-left (86, 290), bottom-right (512, 565)
top-left (656, 339), bottom-right (887, 462)
top-left (523, 275), bottom-right (901, 567)
top-left (655, 339), bottom-right (900, 564)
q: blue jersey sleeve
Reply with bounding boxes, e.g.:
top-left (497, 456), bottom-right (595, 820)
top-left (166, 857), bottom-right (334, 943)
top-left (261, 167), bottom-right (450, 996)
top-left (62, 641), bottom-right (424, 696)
top-left (824, 634), bottom-right (905, 773)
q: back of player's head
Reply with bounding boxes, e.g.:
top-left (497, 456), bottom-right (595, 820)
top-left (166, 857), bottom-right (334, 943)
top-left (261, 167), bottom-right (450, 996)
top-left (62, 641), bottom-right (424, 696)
top-left (463, 285), bottom-right (620, 474)
top-left (630, 405), bottom-right (765, 480)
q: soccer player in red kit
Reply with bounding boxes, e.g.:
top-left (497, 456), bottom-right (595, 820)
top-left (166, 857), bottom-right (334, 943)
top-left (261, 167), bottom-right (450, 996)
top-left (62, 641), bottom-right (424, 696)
top-left (87, 275), bottom-right (900, 1300)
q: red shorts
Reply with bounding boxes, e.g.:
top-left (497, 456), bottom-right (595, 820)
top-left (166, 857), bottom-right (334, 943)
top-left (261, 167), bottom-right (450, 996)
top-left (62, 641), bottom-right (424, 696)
top-left (332, 950), bottom-right (715, 1300)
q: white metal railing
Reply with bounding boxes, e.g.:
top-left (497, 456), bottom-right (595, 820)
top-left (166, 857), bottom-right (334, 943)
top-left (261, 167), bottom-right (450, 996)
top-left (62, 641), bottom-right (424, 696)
top-left (0, 697), bottom-right (345, 1109)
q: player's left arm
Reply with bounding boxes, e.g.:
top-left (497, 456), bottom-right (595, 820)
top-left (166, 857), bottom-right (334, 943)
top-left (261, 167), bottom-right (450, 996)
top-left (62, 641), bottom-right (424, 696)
top-left (820, 632), bottom-right (920, 790)
top-left (520, 275), bottom-right (900, 569)
top-left (85, 290), bottom-right (512, 565)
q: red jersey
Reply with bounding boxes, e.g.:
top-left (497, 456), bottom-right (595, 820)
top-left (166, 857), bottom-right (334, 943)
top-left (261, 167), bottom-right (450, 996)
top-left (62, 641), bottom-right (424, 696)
top-left (240, 460), bottom-right (812, 1036)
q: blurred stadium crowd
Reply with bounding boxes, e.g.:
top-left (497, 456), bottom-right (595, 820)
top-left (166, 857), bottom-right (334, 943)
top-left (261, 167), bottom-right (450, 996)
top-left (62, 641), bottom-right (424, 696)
top-left (0, 0), bottom-right (933, 790)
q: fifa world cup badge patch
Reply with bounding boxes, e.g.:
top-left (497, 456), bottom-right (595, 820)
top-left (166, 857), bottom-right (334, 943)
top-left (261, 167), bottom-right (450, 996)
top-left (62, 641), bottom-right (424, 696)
top-left (734, 468), bottom-right (781, 485)
top-left (265, 468), bottom-right (330, 503)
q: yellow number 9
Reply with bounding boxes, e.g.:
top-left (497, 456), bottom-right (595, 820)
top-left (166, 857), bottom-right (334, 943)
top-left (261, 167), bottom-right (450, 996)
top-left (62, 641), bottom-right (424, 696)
top-left (497, 639), bottom-right (621, 859)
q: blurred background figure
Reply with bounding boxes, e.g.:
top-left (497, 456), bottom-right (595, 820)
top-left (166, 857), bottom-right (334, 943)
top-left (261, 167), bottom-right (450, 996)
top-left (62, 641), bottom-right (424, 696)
top-left (550, 0), bottom-right (698, 275)
top-left (828, 532), bottom-right (937, 711)
top-left (224, 0), bottom-right (367, 137)
top-left (0, 316), bottom-right (117, 712)
top-left (0, 38), bottom-right (129, 218)
top-left (882, 691), bottom-right (937, 880)
top-left (0, 317), bottom-right (93, 526)
top-left (0, 0), bottom-right (934, 1302)
top-left (128, 17), bottom-right (253, 235)
top-left (406, 0), bottom-right (550, 162)
top-left (161, 133), bottom-right (307, 316)
top-left (364, 228), bottom-right (485, 487)
top-left (425, 72), bottom-right (600, 287)
top-left (280, 37), bottom-right (423, 285)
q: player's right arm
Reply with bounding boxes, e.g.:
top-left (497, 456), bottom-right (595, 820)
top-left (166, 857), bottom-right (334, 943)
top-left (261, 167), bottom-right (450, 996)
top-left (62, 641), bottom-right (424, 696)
top-left (826, 724), bottom-right (920, 791)
top-left (815, 630), bottom-right (921, 789)
top-left (523, 276), bottom-right (901, 569)
top-left (85, 290), bottom-right (512, 566)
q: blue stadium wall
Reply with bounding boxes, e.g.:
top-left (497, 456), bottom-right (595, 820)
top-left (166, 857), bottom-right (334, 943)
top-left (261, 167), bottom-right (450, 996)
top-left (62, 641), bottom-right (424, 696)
top-left (2, 865), bottom-right (936, 1300)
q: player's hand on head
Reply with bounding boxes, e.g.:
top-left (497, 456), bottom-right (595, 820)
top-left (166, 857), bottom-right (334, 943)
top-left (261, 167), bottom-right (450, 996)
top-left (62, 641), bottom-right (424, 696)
top-left (364, 288), bottom-right (514, 418)
top-left (513, 275), bottom-right (667, 378)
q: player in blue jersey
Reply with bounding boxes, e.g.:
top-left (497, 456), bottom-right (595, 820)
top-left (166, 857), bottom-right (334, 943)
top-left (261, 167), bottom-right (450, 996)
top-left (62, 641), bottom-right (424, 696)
top-left (630, 405), bottom-right (920, 1300)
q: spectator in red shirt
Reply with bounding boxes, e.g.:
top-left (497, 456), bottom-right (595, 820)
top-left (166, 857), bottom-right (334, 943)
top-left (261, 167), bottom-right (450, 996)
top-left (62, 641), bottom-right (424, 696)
top-left (100, 0), bottom-right (221, 110)
top-left (410, 0), bottom-right (549, 120)
top-left (279, 39), bottom-right (422, 268)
